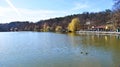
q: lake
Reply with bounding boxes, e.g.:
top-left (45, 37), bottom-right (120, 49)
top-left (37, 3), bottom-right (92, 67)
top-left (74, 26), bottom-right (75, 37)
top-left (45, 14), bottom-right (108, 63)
top-left (0, 32), bottom-right (120, 67)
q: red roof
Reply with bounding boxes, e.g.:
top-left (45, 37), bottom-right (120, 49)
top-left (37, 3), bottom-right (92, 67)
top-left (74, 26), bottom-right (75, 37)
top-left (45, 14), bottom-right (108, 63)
top-left (95, 25), bottom-right (106, 28)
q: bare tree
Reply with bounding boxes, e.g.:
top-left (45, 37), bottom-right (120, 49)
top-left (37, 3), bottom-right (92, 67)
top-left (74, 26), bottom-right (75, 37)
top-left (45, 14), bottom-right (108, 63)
top-left (114, 0), bottom-right (120, 10)
top-left (112, 0), bottom-right (120, 29)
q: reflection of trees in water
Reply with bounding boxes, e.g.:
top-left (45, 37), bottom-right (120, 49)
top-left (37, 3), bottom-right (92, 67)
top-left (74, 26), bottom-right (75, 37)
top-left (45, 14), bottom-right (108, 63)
top-left (68, 33), bottom-right (120, 67)
top-left (78, 34), bottom-right (120, 67)
top-left (67, 33), bottom-right (114, 67)
top-left (67, 33), bottom-right (120, 67)
top-left (115, 34), bottom-right (120, 39)
top-left (67, 33), bottom-right (120, 50)
top-left (67, 33), bottom-right (82, 47)
top-left (80, 34), bottom-right (120, 47)
top-left (67, 33), bottom-right (120, 52)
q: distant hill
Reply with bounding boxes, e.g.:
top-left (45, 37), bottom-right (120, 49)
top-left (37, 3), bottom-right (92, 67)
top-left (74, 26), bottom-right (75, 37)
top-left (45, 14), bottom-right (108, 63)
top-left (0, 9), bottom-right (113, 32)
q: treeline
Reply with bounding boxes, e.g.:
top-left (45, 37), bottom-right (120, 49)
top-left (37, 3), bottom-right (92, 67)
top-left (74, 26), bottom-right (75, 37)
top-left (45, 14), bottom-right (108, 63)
top-left (0, 9), bottom-right (112, 32)
top-left (0, 0), bottom-right (119, 32)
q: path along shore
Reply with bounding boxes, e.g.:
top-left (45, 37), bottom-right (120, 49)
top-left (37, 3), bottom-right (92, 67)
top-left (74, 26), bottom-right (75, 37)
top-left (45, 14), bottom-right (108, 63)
top-left (76, 31), bottom-right (120, 35)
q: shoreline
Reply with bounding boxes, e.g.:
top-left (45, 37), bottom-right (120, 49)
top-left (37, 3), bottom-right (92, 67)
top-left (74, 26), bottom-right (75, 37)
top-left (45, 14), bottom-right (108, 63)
top-left (76, 31), bottom-right (120, 35)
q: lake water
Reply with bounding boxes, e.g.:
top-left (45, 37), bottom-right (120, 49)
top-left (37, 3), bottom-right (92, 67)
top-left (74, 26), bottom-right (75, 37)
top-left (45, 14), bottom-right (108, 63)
top-left (0, 32), bottom-right (120, 67)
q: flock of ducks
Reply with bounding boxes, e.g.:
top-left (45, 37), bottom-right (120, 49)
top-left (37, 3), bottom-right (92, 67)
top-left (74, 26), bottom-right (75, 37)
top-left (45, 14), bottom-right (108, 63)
top-left (80, 52), bottom-right (88, 55)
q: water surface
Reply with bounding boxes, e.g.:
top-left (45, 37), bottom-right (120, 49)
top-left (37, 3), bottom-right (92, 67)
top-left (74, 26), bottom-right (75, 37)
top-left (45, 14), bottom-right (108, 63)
top-left (0, 32), bottom-right (120, 67)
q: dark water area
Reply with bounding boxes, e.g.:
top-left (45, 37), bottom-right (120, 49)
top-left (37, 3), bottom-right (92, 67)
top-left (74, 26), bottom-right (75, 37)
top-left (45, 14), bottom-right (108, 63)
top-left (0, 32), bottom-right (120, 67)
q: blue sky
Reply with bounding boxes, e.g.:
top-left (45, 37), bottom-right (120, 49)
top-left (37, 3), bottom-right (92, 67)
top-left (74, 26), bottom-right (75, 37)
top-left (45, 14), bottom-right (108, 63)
top-left (0, 0), bottom-right (113, 23)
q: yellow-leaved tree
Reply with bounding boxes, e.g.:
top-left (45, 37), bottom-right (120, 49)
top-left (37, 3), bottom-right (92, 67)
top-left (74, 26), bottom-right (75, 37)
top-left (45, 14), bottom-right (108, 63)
top-left (55, 26), bottom-right (62, 32)
top-left (43, 23), bottom-right (50, 32)
top-left (68, 18), bottom-right (80, 32)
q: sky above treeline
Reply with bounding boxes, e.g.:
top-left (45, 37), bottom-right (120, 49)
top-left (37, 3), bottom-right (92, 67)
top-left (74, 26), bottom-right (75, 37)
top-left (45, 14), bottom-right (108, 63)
top-left (0, 0), bottom-right (113, 23)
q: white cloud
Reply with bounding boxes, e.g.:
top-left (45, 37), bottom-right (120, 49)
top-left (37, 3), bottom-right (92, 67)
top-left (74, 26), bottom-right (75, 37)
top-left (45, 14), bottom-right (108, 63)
top-left (0, 6), bottom-right (68, 23)
top-left (5, 0), bottom-right (21, 17)
top-left (19, 8), bottom-right (68, 22)
top-left (0, 1), bottom-right (101, 23)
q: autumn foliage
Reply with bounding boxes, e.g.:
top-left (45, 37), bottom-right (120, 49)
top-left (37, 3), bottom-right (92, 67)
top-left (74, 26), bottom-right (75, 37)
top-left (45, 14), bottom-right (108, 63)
top-left (68, 18), bottom-right (80, 32)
